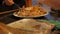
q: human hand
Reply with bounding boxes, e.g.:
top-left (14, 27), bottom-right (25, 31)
top-left (4, 0), bottom-right (14, 6)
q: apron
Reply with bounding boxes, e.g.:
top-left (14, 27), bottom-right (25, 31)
top-left (13, 0), bottom-right (25, 7)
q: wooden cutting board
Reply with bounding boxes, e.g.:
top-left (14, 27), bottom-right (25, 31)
top-left (0, 22), bottom-right (24, 34)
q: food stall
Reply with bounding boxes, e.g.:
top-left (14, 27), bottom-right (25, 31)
top-left (0, 0), bottom-right (60, 34)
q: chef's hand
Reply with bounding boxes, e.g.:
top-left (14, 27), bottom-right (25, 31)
top-left (4, 0), bottom-right (14, 6)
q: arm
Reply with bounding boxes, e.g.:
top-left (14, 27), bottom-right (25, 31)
top-left (37, 0), bottom-right (60, 10)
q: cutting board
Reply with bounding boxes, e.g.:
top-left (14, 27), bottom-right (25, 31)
top-left (0, 22), bottom-right (24, 34)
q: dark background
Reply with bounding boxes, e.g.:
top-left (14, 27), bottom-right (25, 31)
top-left (0, 0), bottom-right (25, 12)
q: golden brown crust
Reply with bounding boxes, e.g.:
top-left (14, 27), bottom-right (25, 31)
top-left (17, 6), bottom-right (47, 17)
